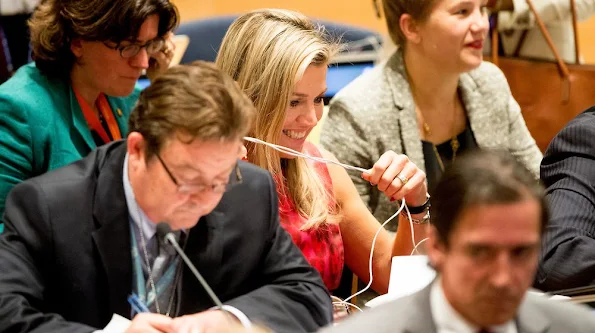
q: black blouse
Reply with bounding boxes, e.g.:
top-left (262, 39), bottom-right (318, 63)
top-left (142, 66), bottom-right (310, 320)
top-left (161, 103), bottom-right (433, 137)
top-left (422, 126), bottom-right (478, 192)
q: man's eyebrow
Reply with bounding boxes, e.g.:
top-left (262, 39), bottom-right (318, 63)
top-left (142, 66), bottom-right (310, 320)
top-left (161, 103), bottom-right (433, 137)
top-left (174, 163), bottom-right (234, 180)
top-left (170, 162), bottom-right (203, 174)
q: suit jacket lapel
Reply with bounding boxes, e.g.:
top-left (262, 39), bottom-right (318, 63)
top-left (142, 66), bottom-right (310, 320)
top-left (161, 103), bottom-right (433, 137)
top-left (515, 295), bottom-right (550, 333)
top-left (401, 284), bottom-right (438, 333)
top-left (68, 87), bottom-right (96, 152)
top-left (105, 96), bottom-right (128, 136)
top-left (91, 143), bottom-right (132, 318)
top-left (180, 210), bottom-right (224, 311)
top-left (459, 73), bottom-right (507, 149)
top-left (385, 51), bottom-right (426, 172)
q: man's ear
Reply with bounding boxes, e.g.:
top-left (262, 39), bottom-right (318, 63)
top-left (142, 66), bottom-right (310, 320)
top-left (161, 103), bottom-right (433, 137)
top-left (399, 13), bottom-right (423, 45)
top-left (70, 38), bottom-right (84, 58)
top-left (127, 132), bottom-right (146, 167)
top-left (426, 225), bottom-right (447, 271)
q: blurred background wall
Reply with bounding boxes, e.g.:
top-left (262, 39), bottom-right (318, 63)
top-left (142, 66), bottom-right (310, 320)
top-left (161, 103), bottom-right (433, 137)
top-left (172, 0), bottom-right (595, 63)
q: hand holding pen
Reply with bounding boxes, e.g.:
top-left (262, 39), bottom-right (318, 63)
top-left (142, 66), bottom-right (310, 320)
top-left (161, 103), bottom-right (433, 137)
top-left (128, 294), bottom-right (150, 314)
top-left (126, 294), bottom-right (175, 333)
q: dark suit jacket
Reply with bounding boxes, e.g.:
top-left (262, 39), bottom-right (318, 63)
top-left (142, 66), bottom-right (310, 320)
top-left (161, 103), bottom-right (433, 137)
top-left (319, 283), bottom-right (595, 333)
top-left (537, 106), bottom-right (595, 291)
top-left (0, 141), bottom-right (332, 333)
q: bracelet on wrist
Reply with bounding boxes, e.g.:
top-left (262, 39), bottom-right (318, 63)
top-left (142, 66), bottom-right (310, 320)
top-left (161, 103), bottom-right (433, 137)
top-left (406, 194), bottom-right (431, 215)
top-left (401, 209), bottom-right (431, 224)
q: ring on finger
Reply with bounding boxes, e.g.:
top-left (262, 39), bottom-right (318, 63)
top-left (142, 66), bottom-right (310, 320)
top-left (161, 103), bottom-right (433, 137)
top-left (397, 174), bottom-right (409, 185)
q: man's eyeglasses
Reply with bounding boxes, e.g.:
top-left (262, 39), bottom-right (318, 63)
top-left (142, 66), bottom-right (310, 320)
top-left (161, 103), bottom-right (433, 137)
top-left (155, 153), bottom-right (243, 194)
top-left (104, 37), bottom-right (165, 59)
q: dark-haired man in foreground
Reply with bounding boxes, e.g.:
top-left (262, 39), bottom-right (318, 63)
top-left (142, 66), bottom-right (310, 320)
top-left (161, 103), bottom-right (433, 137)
top-left (321, 150), bottom-right (595, 333)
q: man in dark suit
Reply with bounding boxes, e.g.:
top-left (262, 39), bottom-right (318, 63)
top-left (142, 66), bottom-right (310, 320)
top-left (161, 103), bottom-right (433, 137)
top-left (536, 106), bottom-right (595, 291)
top-left (0, 62), bottom-right (332, 333)
top-left (320, 150), bottom-right (595, 333)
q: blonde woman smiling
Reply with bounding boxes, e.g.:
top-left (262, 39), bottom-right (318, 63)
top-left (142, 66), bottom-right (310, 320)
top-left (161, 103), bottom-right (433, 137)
top-left (216, 9), bottom-right (429, 295)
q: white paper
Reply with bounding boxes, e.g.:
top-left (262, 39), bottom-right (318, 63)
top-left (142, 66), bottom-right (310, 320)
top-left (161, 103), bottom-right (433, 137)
top-left (366, 255), bottom-right (436, 308)
top-left (98, 314), bottom-right (131, 333)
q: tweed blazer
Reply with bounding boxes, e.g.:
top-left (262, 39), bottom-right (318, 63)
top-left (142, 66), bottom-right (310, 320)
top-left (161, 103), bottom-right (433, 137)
top-left (320, 50), bottom-right (542, 224)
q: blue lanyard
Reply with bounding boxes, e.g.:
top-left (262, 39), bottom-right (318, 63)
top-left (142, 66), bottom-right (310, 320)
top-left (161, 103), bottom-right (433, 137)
top-left (130, 222), bottom-right (180, 309)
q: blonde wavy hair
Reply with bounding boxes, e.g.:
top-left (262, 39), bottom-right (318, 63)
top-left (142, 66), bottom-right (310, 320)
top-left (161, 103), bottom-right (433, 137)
top-left (216, 9), bottom-right (341, 230)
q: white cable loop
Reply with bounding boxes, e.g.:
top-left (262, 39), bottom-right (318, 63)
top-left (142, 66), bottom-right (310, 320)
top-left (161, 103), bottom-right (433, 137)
top-left (243, 137), bottom-right (367, 173)
top-left (243, 136), bottom-right (428, 313)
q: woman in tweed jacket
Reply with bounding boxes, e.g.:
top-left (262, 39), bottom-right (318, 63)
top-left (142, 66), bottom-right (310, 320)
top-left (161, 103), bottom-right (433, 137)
top-left (321, 0), bottom-right (542, 226)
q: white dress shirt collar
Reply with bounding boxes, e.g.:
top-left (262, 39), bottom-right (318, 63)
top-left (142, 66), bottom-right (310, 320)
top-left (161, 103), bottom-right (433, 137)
top-left (123, 153), bottom-right (157, 241)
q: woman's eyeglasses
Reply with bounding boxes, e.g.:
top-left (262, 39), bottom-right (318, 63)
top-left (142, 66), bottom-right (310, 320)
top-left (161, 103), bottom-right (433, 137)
top-left (104, 37), bottom-right (165, 59)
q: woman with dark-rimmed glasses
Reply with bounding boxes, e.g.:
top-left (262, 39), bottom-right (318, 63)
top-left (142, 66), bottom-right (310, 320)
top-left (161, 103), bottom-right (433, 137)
top-left (0, 0), bottom-right (179, 230)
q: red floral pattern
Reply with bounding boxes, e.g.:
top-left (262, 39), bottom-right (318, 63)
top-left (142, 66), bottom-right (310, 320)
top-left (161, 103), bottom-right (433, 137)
top-left (276, 142), bottom-right (344, 291)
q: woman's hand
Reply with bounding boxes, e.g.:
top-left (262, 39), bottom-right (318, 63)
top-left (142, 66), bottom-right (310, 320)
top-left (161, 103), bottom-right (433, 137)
top-left (362, 151), bottom-right (427, 207)
top-left (147, 32), bottom-right (176, 81)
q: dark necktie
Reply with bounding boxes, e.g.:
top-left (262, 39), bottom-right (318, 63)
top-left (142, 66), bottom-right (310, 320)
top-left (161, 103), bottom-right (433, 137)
top-left (151, 230), bottom-right (181, 282)
top-left (147, 230), bottom-right (182, 314)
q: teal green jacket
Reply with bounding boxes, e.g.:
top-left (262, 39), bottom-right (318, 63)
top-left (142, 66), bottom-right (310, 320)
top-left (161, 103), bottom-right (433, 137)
top-left (0, 63), bottom-right (141, 231)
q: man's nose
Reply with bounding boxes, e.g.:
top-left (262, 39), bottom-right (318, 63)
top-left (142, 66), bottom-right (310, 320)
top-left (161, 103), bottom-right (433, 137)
top-left (490, 253), bottom-right (514, 288)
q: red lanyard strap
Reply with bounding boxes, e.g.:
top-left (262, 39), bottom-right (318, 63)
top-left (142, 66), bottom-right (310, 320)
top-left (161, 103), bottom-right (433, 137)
top-left (96, 94), bottom-right (122, 141)
top-left (74, 89), bottom-right (122, 144)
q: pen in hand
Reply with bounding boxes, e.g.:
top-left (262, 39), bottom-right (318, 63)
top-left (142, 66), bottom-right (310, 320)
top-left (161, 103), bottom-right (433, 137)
top-left (128, 294), bottom-right (150, 314)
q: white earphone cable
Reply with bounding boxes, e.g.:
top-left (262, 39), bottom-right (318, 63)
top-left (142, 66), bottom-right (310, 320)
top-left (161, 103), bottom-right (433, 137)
top-left (243, 136), bottom-right (427, 313)
top-left (243, 136), bottom-right (367, 173)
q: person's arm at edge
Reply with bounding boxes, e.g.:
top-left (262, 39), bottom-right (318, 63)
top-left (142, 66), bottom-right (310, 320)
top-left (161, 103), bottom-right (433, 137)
top-left (536, 108), bottom-right (595, 291)
top-left (0, 180), bottom-right (97, 332)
